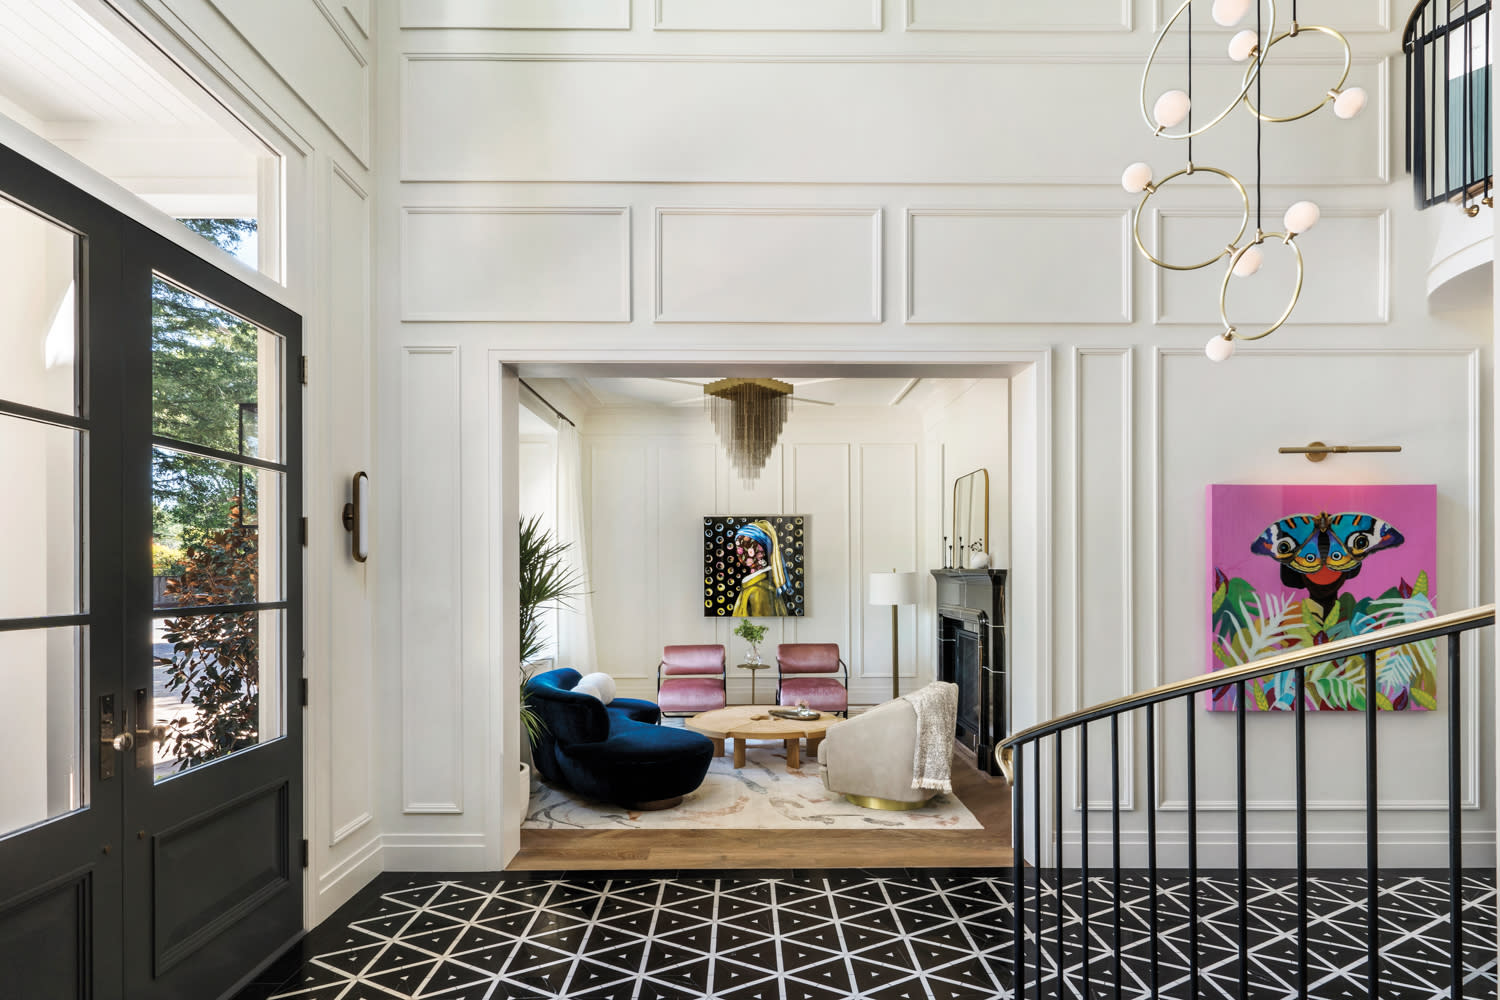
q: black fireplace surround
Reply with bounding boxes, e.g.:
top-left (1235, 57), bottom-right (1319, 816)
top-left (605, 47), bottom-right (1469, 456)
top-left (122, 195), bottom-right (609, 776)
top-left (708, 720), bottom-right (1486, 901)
top-left (931, 568), bottom-right (1007, 776)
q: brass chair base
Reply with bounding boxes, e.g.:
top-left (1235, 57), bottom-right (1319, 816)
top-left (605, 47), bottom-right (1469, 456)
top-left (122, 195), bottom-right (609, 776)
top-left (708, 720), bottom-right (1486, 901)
top-left (628, 795), bottom-right (684, 811)
top-left (844, 792), bottom-right (933, 812)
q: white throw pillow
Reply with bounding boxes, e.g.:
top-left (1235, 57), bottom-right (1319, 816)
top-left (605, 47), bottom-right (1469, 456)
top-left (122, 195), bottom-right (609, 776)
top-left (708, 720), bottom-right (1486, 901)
top-left (573, 672), bottom-right (616, 705)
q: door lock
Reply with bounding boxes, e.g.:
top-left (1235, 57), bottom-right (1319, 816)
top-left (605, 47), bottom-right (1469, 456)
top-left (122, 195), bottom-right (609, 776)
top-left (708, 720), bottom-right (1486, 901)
top-left (112, 732), bottom-right (135, 752)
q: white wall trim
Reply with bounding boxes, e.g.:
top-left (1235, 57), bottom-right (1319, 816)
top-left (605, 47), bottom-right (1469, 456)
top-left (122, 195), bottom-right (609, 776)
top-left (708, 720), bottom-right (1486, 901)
top-left (654, 0), bottom-right (882, 31)
top-left (905, 0), bottom-right (1132, 32)
top-left (1071, 347), bottom-right (1136, 812)
top-left (653, 206), bottom-right (883, 324)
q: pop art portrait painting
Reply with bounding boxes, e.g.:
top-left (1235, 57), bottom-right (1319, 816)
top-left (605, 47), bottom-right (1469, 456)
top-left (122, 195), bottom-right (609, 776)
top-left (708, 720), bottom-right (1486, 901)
top-left (703, 516), bottom-right (806, 617)
top-left (1206, 484), bottom-right (1438, 712)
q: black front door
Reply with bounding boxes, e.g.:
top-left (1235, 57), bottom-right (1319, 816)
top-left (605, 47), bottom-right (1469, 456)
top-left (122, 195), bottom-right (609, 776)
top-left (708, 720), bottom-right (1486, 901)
top-left (0, 143), bottom-right (303, 1000)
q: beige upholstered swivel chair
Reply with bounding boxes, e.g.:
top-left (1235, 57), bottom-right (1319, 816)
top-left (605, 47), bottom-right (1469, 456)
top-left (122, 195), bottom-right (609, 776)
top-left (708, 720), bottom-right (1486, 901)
top-left (817, 683), bottom-right (957, 810)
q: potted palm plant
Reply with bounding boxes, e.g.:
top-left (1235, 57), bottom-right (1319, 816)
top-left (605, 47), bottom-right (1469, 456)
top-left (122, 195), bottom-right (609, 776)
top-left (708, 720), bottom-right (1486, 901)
top-left (518, 516), bottom-right (586, 782)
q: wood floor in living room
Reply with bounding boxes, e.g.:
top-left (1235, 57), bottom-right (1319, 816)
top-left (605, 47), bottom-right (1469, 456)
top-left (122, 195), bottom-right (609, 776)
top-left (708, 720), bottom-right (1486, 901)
top-left (508, 749), bottom-right (1012, 871)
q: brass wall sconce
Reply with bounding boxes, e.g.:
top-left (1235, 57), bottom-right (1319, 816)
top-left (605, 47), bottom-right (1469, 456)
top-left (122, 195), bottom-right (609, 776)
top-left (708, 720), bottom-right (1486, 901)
top-left (342, 471), bottom-right (369, 562)
top-left (1278, 441), bottom-right (1402, 463)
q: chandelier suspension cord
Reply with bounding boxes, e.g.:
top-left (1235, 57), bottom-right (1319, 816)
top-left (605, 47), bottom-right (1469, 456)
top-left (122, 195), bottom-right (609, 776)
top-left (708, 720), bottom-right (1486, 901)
top-left (1255, 0), bottom-right (1263, 233)
top-left (1186, 0), bottom-right (1192, 162)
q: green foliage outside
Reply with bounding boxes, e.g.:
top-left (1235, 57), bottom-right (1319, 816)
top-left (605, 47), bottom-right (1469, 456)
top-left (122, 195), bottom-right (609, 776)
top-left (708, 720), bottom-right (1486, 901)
top-left (1210, 570), bottom-right (1438, 711)
top-left (153, 218), bottom-right (261, 551)
top-left (154, 218), bottom-right (264, 771)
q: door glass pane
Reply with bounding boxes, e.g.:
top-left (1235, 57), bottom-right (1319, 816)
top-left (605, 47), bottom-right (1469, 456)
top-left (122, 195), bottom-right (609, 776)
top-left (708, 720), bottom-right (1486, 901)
top-left (0, 627), bottom-right (85, 838)
top-left (0, 196), bottom-right (77, 416)
top-left (0, 416), bottom-right (81, 618)
top-left (151, 276), bottom-right (282, 462)
top-left (151, 609), bottom-right (283, 781)
top-left (151, 446), bottom-right (283, 610)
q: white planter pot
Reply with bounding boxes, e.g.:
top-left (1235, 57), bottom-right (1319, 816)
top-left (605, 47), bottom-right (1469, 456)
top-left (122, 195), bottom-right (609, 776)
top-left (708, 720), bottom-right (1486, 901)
top-left (513, 762), bottom-right (532, 821)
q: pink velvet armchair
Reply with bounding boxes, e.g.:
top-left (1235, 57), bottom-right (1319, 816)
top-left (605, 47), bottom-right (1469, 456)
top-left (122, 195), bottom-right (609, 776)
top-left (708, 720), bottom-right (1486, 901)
top-left (775, 643), bottom-right (849, 715)
top-left (656, 644), bottom-right (727, 717)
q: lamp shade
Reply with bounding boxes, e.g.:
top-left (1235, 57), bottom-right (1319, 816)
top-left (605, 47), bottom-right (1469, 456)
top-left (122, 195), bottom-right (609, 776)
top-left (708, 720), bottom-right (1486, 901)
top-left (868, 571), bottom-right (922, 607)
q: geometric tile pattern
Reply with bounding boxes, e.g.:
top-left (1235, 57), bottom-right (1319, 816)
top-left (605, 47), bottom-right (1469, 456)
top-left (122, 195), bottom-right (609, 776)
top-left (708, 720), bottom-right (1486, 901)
top-left (255, 870), bottom-right (1496, 1000)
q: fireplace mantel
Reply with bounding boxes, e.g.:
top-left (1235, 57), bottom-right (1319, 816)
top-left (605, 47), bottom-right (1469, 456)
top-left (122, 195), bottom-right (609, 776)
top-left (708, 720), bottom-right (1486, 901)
top-left (931, 568), bottom-right (1007, 775)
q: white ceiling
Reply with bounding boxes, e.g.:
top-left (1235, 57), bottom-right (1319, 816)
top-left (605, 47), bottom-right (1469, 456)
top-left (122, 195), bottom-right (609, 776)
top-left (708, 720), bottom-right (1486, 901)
top-left (529, 376), bottom-right (981, 413)
top-left (0, 0), bottom-right (265, 215)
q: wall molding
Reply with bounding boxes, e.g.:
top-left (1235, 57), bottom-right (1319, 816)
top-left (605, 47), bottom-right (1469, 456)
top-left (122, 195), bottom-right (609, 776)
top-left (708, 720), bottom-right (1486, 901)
top-left (400, 0), bottom-right (631, 30)
top-left (401, 206), bottom-right (632, 323)
top-left (654, 0), bottom-right (882, 31)
top-left (400, 346), bottom-right (465, 815)
top-left (653, 207), bottom-right (882, 324)
top-left (905, 208), bottom-right (1132, 325)
top-left (1152, 0), bottom-right (1393, 32)
top-left (1148, 346), bottom-right (1484, 814)
top-left (1071, 348), bottom-right (1136, 812)
top-left (906, 0), bottom-right (1131, 32)
top-left (1149, 207), bottom-right (1391, 326)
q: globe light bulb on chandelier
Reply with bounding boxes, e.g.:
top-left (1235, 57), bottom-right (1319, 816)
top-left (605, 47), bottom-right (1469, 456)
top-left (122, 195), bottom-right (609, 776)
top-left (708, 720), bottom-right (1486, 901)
top-left (1227, 29), bottom-right (1259, 62)
top-left (1121, 162), bottom-right (1154, 194)
top-left (1205, 333), bottom-right (1238, 362)
top-left (1153, 90), bottom-right (1192, 129)
top-left (1332, 86), bottom-right (1367, 119)
top-left (1232, 245), bottom-right (1263, 277)
top-left (1211, 0), bottom-right (1252, 26)
top-left (1127, 0), bottom-right (1360, 359)
top-left (1283, 200), bottom-right (1321, 235)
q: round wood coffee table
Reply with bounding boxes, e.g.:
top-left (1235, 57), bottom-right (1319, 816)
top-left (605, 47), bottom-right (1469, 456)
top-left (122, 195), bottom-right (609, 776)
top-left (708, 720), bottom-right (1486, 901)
top-left (686, 705), bottom-right (842, 770)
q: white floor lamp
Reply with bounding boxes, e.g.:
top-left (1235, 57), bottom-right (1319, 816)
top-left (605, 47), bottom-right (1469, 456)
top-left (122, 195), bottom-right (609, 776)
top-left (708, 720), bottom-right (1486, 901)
top-left (868, 570), bottom-right (922, 701)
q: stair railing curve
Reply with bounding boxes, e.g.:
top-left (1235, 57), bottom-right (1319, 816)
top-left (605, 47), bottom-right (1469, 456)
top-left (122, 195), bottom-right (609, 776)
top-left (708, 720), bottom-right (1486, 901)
top-left (999, 602), bottom-right (1495, 1000)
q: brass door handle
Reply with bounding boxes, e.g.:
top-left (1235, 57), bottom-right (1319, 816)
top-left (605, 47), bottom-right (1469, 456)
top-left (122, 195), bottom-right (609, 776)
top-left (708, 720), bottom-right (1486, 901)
top-left (138, 724), bottom-right (167, 743)
top-left (112, 732), bottom-right (135, 752)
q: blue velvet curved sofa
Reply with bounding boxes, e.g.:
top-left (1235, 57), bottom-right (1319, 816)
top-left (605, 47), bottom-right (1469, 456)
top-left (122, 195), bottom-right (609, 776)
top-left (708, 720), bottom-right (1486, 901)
top-left (524, 668), bottom-right (714, 810)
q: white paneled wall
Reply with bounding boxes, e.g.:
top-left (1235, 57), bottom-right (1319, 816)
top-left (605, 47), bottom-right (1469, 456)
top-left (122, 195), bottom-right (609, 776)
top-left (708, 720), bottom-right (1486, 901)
top-left (582, 409), bottom-right (937, 706)
top-left (373, 0), bottom-right (1496, 875)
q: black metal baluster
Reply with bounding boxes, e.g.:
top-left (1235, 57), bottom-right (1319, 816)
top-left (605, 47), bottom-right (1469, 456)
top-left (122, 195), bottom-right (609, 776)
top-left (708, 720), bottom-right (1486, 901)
top-left (1146, 704), bottom-right (1158, 998)
top-left (1296, 666), bottom-right (1309, 1000)
top-left (1111, 715), bottom-right (1122, 1000)
top-left (1237, 683), bottom-right (1248, 1000)
top-left (1033, 746), bottom-right (1043, 1000)
top-left (1055, 731), bottom-right (1065, 992)
top-left (1013, 741), bottom-right (1026, 1000)
top-left (1365, 649), bottom-right (1379, 997)
top-left (1186, 697), bottom-right (1199, 999)
top-left (1081, 725), bottom-right (1091, 1000)
top-left (1443, 9), bottom-right (1452, 197)
top-left (1449, 635), bottom-right (1464, 1000)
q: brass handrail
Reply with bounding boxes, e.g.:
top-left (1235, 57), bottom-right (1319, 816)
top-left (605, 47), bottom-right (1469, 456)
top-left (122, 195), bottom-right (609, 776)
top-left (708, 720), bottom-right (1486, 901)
top-left (999, 603), bottom-right (1495, 757)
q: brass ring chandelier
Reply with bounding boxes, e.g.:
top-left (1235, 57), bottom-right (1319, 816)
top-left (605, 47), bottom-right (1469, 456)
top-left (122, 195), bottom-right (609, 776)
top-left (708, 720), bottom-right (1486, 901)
top-left (1122, 0), bottom-right (1365, 361)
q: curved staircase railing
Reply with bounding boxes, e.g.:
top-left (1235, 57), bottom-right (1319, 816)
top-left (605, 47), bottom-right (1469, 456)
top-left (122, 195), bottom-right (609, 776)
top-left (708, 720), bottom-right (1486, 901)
top-left (999, 603), bottom-right (1495, 999)
top-left (1405, 0), bottom-right (1492, 212)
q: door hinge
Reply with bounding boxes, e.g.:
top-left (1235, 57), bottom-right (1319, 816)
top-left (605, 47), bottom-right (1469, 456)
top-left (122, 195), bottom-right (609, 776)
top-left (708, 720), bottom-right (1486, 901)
top-left (300, 355), bottom-right (308, 386)
top-left (300, 517), bottom-right (308, 547)
top-left (301, 839), bottom-right (309, 869)
top-left (300, 678), bottom-right (308, 708)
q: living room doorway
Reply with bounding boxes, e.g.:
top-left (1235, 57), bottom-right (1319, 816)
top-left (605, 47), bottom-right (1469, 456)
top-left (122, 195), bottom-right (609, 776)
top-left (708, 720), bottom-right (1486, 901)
top-left (499, 361), bottom-right (1047, 871)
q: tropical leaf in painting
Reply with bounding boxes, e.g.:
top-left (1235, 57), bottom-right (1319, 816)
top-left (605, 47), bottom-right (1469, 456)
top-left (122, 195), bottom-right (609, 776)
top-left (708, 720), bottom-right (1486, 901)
top-left (1218, 590), bottom-right (1302, 665)
top-left (1308, 675), bottom-right (1365, 710)
top-left (1411, 686), bottom-right (1437, 710)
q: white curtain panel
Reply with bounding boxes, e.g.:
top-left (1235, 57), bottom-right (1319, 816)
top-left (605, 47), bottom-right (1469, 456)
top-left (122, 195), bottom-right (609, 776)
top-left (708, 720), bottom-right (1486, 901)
top-left (555, 422), bottom-right (597, 673)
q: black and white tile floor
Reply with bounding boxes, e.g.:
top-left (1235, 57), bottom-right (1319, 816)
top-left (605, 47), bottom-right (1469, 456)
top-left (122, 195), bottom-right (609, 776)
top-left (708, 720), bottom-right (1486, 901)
top-left (236, 869), bottom-right (1497, 1000)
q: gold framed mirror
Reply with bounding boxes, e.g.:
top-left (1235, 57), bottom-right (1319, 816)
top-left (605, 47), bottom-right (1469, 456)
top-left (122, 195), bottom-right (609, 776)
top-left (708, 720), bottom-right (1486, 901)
top-left (952, 469), bottom-right (989, 569)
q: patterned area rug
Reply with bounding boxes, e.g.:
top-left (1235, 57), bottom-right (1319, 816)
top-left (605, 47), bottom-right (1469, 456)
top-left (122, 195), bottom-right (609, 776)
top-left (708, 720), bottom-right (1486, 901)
top-left (523, 742), bottom-right (982, 831)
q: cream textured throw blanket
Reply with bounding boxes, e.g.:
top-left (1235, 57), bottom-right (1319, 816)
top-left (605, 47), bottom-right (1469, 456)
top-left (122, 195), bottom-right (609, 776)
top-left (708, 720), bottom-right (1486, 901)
top-left (902, 681), bottom-right (959, 792)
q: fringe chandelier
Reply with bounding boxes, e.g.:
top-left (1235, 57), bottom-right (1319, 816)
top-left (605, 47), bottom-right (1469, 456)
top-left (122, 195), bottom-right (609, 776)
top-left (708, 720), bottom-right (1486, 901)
top-left (1122, 0), bottom-right (1365, 361)
top-left (704, 378), bottom-right (793, 485)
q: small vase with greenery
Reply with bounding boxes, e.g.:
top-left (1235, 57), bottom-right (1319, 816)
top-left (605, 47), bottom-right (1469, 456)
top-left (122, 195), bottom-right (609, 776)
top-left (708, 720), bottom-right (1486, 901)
top-left (733, 619), bottom-right (768, 664)
top-left (518, 516), bottom-right (587, 753)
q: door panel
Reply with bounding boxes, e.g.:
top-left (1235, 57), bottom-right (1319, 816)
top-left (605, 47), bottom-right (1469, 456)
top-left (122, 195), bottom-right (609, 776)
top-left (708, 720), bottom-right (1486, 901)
top-left (0, 141), bottom-right (302, 1000)
top-left (0, 140), bottom-right (127, 1000)
top-left (123, 226), bottom-right (302, 1000)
